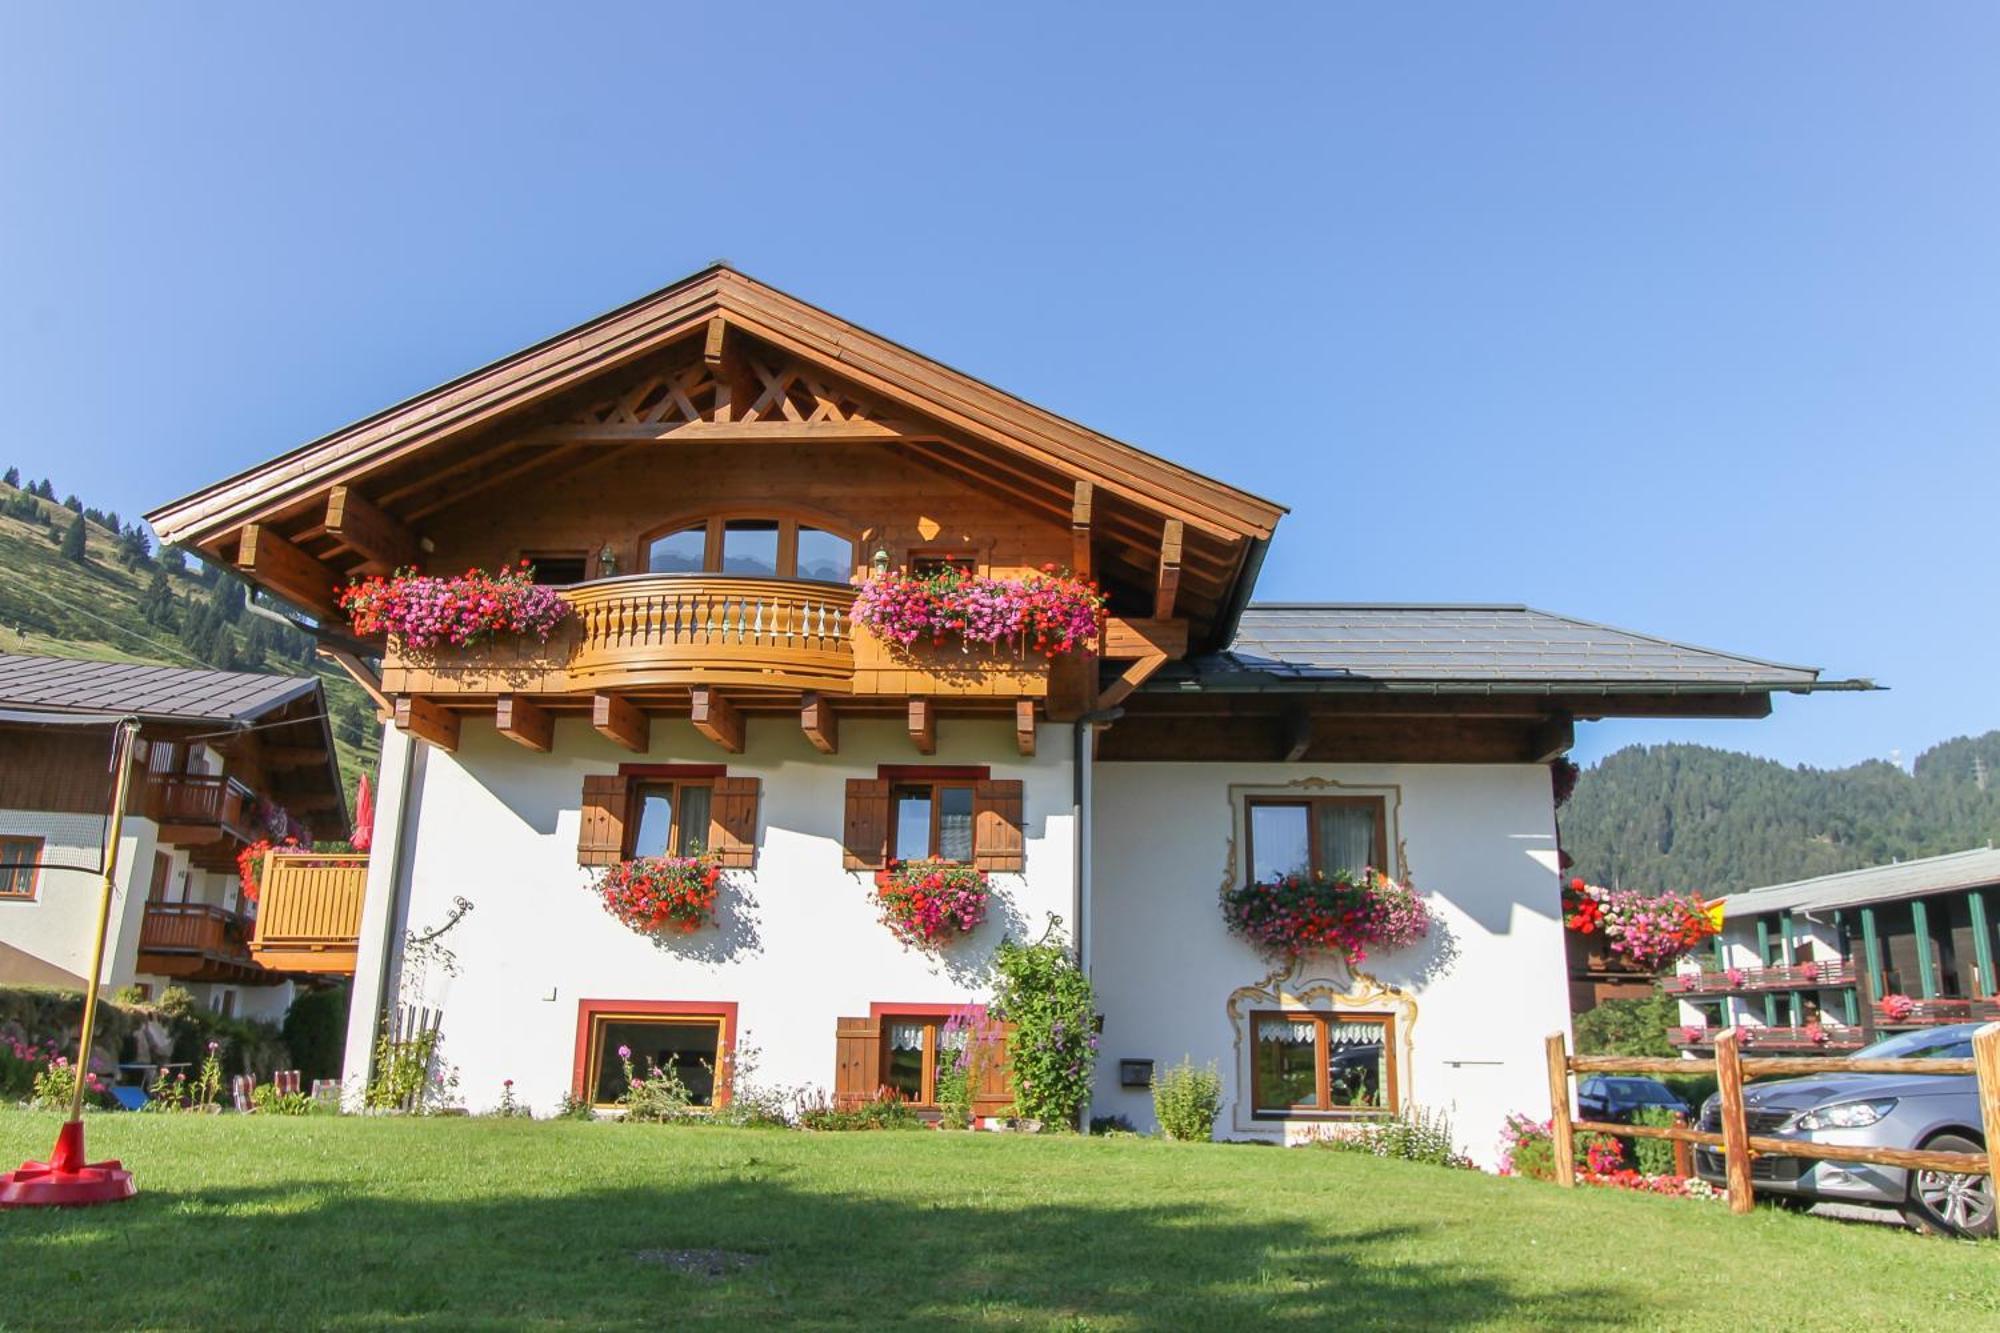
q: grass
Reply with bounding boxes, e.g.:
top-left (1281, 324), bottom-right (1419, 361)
top-left (0, 1113), bottom-right (1990, 1331)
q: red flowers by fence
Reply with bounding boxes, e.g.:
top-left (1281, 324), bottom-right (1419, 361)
top-left (339, 563), bottom-right (570, 649)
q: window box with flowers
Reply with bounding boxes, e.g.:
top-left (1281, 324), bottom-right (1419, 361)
top-left (851, 564), bottom-right (1105, 657)
top-left (339, 563), bottom-right (570, 649)
top-left (1221, 868), bottom-right (1431, 966)
top-left (1562, 878), bottom-right (1720, 973)
top-left (873, 859), bottom-right (992, 949)
top-left (588, 854), bottom-right (726, 937)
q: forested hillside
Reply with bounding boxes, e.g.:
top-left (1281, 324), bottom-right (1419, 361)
top-left (0, 470), bottom-right (380, 796)
top-left (1560, 736), bottom-right (2000, 896)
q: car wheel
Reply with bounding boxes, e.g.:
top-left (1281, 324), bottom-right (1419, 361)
top-left (1903, 1134), bottom-right (1997, 1238)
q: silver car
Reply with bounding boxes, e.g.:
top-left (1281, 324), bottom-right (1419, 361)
top-left (1694, 1023), bottom-right (1993, 1237)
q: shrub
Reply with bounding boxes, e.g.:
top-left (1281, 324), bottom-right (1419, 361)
top-left (991, 920), bottom-right (1097, 1131)
top-left (617, 1048), bottom-right (696, 1122)
top-left (156, 985), bottom-right (197, 1022)
top-left (250, 1083), bottom-right (317, 1116)
top-left (1630, 1105), bottom-right (1680, 1175)
top-left (1322, 1105), bottom-right (1474, 1169)
top-left (282, 985), bottom-right (350, 1082)
top-left (796, 1093), bottom-right (923, 1132)
top-left (1152, 1059), bottom-right (1222, 1142)
top-left (1089, 1114), bottom-right (1139, 1136)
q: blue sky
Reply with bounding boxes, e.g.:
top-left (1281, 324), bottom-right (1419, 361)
top-left (3, 5), bottom-right (1995, 771)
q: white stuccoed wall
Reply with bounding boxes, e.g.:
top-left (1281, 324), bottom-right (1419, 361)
top-left (0, 807), bottom-right (158, 989)
top-left (357, 716), bottom-right (1076, 1115)
top-left (1088, 762), bottom-right (1568, 1168)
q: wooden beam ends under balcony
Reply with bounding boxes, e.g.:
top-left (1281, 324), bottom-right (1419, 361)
top-left (908, 698), bottom-right (936, 755)
top-left (1015, 700), bottom-right (1036, 756)
top-left (495, 696), bottom-right (554, 752)
top-left (1282, 705), bottom-right (1312, 762)
top-left (801, 692), bottom-right (839, 754)
top-left (236, 523), bottom-right (338, 618)
top-left (592, 693), bottom-right (649, 753)
top-left (691, 687), bottom-right (745, 753)
top-left (1071, 480), bottom-right (1093, 578)
top-left (326, 485), bottom-right (423, 573)
top-left (1155, 519), bottom-right (1184, 619)
top-left (1103, 616), bottom-right (1189, 660)
top-left (394, 696), bottom-right (460, 751)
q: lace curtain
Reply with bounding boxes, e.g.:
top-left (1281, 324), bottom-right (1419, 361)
top-left (1327, 1020), bottom-right (1386, 1047)
top-left (1317, 803), bottom-right (1377, 877)
top-left (1255, 1018), bottom-right (1318, 1045)
top-left (889, 1023), bottom-right (926, 1052)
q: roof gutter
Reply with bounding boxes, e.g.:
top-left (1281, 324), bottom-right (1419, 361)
top-left (1141, 675), bottom-right (1879, 698)
top-left (1207, 535), bottom-right (1270, 653)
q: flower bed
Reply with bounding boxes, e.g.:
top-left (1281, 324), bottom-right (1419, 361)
top-left (851, 565), bottom-right (1105, 655)
top-left (1561, 878), bottom-right (1718, 971)
top-left (1220, 869), bottom-right (1430, 966)
top-left (873, 859), bottom-right (991, 948)
top-left (339, 562), bottom-right (570, 649)
top-left (589, 855), bottom-right (723, 937)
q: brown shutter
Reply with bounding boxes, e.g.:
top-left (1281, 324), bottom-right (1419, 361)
top-left (833, 1016), bottom-right (882, 1110)
top-left (577, 774), bottom-right (629, 866)
top-left (973, 779), bottom-right (1025, 872)
top-left (970, 1020), bottom-right (1016, 1119)
top-left (707, 777), bottom-right (761, 869)
top-left (842, 779), bottom-right (890, 870)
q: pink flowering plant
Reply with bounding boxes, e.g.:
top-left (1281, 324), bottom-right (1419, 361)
top-left (1220, 868), bottom-right (1431, 966)
top-left (1562, 879), bottom-right (1718, 971)
top-left (874, 859), bottom-right (992, 948)
top-left (852, 564), bottom-right (1105, 656)
top-left (339, 562), bottom-right (569, 649)
top-left (1881, 992), bottom-right (1916, 1021)
top-left (590, 855), bottom-right (723, 937)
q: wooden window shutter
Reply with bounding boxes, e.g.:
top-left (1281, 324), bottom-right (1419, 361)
top-left (969, 1020), bottom-right (1016, 1119)
top-left (707, 777), bottom-right (761, 869)
top-left (842, 779), bottom-right (890, 870)
top-left (833, 1016), bottom-right (882, 1110)
top-left (577, 775), bottom-right (629, 866)
top-left (972, 779), bottom-right (1025, 872)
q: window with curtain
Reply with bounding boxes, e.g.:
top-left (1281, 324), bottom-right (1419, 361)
top-left (880, 1014), bottom-right (960, 1105)
top-left (1245, 797), bottom-right (1387, 883)
top-left (0, 837), bottom-right (41, 900)
top-left (890, 781), bottom-right (975, 862)
top-left (1251, 1011), bottom-right (1395, 1116)
top-left (629, 780), bottom-right (713, 858)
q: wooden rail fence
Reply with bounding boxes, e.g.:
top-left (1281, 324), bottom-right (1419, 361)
top-left (1546, 1023), bottom-right (2000, 1217)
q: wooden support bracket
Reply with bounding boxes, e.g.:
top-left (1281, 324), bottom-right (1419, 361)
top-left (691, 687), bottom-right (745, 753)
top-left (495, 696), bottom-right (554, 752)
top-left (801, 692), bottom-right (839, 755)
top-left (1102, 616), bottom-right (1189, 660)
top-left (907, 698), bottom-right (936, 755)
top-left (393, 696), bottom-right (460, 752)
top-left (704, 315), bottom-right (728, 367)
top-left (1529, 714), bottom-right (1575, 763)
top-left (326, 485), bottom-right (422, 572)
top-left (1155, 518), bottom-right (1183, 619)
top-left (237, 523), bottom-right (338, 618)
top-left (1071, 480), bottom-right (1093, 578)
top-left (592, 692), bottom-right (649, 753)
top-left (1282, 705), bottom-right (1312, 762)
top-left (1015, 700), bottom-right (1037, 757)
top-left (1097, 651), bottom-right (1170, 712)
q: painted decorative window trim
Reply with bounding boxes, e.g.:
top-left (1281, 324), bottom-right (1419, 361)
top-left (1220, 778), bottom-right (1408, 897)
top-left (1224, 964), bottom-right (1418, 1140)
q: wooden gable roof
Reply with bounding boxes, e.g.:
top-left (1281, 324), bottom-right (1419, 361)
top-left (146, 265), bottom-right (1285, 646)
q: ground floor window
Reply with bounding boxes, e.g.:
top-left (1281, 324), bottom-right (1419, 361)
top-left (1251, 1010), bottom-right (1395, 1116)
top-left (573, 1000), bottom-right (735, 1108)
top-left (0, 836), bottom-right (42, 900)
top-left (880, 1013), bottom-right (967, 1106)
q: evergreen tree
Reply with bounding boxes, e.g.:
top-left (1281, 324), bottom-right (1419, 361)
top-left (2, 466), bottom-right (17, 488)
top-left (160, 545), bottom-right (190, 577)
top-left (217, 578), bottom-right (246, 624)
top-left (62, 495), bottom-right (81, 513)
top-left (116, 525), bottom-right (151, 569)
top-left (35, 479), bottom-right (54, 500)
top-left (59, 512), bottom-right (87, 563)
top-left (138, 569), bottom-right (176, 628)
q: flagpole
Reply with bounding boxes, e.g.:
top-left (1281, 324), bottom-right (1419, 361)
top-left (67, 715), bottom-right (140, 1121)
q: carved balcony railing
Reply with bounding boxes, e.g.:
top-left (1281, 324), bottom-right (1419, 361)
top-left (248, 852), bottom-right (368, 975)
top-left (140, 774), bottom-right (258, 845)
top-left (136, 901), bottom-right (260, 982)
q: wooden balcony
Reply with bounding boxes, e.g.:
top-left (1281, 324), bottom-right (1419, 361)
top-left (1663, 960), bottom-right (1856, 995)
top-left (136, 902), bottom-right (262, 983)
top-left (140, 773), bottom-right (258, 846)
top-left (248, 852), bottom-right (367, 975)
top-left (1878, 997), bottom-right (2000, 1027)
top-left (1667, 1026), bottom-right (1865, 1053)
top-left (377, 573), bottom-right (1075, 705)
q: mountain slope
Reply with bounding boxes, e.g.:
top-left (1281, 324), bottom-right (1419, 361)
top-left (0, 477), bottom-right (380, 799)
top-left (1560, 738), bottom-right (2000, 896)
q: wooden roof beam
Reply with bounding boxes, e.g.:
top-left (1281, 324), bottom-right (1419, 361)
top-left (908, 698), bottom-right (936, 755)
top-left (495, 696), bottom-right (554, 752)
top-left (394, 697), bottom-right (460, 752)
top-left (690, 687), bottom-right (745, 753)
top-left (1155, 519), bottom-right (1183, 620)
top-left (236, 523), bottom-right (338, 619)
top-left (801, 692), bottom-right (838, 755)
top-left (325, 485), bottom-right (423, 573)
top-left (1071, 481), bottom-right (1093, 578)
top-left (523, 419), bottom-right (904, 445)
top-left (1016, 700), bottom-right (1037, 757)
top-left (592, 692), bottom-right (649, 753)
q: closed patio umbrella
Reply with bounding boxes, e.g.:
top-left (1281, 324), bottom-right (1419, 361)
top-left (350, 773), bottom-right (374, 852)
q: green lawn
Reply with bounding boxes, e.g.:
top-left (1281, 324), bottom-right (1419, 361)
top-left (0, 1112), bottom-right (1988, 1331)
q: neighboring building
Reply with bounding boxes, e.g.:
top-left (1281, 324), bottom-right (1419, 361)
top-left (0, 652), bottom-right (351, 1020)
top-left (1668, 847), bottom-right (2000, 1053)
top-left (146, 264), bottom-right (1857, 1159)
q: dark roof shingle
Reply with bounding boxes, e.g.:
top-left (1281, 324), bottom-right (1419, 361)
top-left (0, 652), bottom-right (321, 722)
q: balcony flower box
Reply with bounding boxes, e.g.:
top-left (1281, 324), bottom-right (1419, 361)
top-left (590, 855), bottom-right (723, 937)
top-left (851, 565), bottom-right (1105, 657)
top-left (873, 859), bottom-right (992, 949)
top-left (1220, 868), bottom-right (1431, 966)
top-left (340, 563), bottom-right (569, 649)
top-left (1562, 879), bottom-right (1720, 972)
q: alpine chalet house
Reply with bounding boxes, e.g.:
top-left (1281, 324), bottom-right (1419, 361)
top-left (147, 265), bottom-right (1850, 1156)
top-left (0, 652), bottom-right (350, 1018)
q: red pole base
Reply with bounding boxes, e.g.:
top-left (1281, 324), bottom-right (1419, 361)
top-left (0, 1119), bottom-right (136, 1208)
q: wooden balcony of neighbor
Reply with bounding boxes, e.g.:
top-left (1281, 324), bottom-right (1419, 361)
top-left (1662, 960), bottom-right (1857, 995)
top-left (1666, 1025), bottom-right (1866, 1053)
top-left (136, 902), bottom-right (263, 983)
top-left (376, 573), bottom-right (1068, 702)
top-left (247, 852), bottom-right (368, 975)
top-left (140, 773), bottom-right (259, 847)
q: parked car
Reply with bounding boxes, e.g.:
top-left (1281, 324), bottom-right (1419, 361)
top-left (1577, 1076), bottom-right (1691, 1124)
top-left (1693, 1023), bottom-right (1993, 1236)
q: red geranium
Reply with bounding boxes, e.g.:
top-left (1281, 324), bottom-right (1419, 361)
top-left (590, 855), bottom-right (723, 936)
top-left (873, 859), bottom-right (991, 948)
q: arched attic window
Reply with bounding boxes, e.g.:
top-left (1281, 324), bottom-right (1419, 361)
top-left (642, 515), bottom-right (857, 584)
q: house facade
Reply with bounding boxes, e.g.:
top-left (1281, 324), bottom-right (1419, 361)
top-left (147, 264), bottom-right (1850, 1159)
top-left (0, 652), bottom-right (350, 1020)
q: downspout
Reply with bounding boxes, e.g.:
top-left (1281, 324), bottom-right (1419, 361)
top-left (1071, 706), bottom-right (1123, 976)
